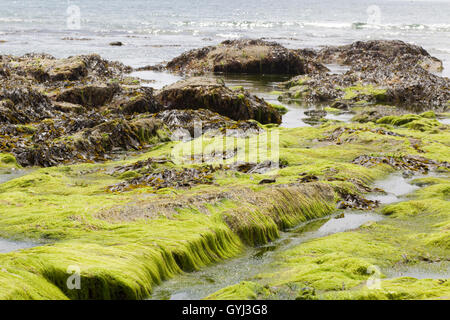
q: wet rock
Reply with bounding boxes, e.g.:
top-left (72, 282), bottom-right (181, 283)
top-left (330, 101), bottom-right (349, 110)
top-left (156, 77), bottom-right (281, 124)
top-left (298, 174), bottom-right (319, 183)
top-left (0, 53), bottom-right (170, 167)
top-left (110, 157), bottom-right (171, 175)
top-left (155, 108), bottom-right (261, 140)
top-left (323, 126), bottom-right (403, 143)
top-left (258, 178), bottom-right (276, 184)
top-left (336, 193), bottom-right (379, 210)
top-left (353, 155), bottom-right (450, 173)
top-left (165, 39), bottom-right (328, 75)
top-left (56, 83), bottom-right (120, 108)
top-left (317, 40), bottom-right (443, 73)
top-left (1, 53), bottom-right (132, 82)
top-left (304, 109), bottom-right (327, 118)
top-left (229, 160), bottom-right (282, 174)
top-left (334, 212), bottom-right (345, 219)
top-left (281, 40), bottom-right (449, 110)
top-left (0, 86), bottom-right (54, 124)
top-left (112, 87), bottom-right (163, 115)
top-left (13, 117), bottom-right (163, 167)
top-left (107, 166), bottom-right (217, 192)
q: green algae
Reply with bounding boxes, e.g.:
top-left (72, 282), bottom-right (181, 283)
top-left (268, 103), bottom-right (288, 115)
top-left (341, 85), bottom-right (387, 102)
top-left (208, 177), bottom-right (450, 300)
top-left (0, 153), bottom-right (19, 169)
top-left (376, 113), bottom-right (444, 132)
top-left (0, 114), bottom-right (448, 300)
top-left (204, 281), bottom-right (270, 300)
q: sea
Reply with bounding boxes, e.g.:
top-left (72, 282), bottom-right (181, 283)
top-left (0, 0), bottom-right (449, 77)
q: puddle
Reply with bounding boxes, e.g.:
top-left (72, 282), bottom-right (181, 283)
top-left (0, 239), bottom-right (38, 253)
top-left (148, 210), bottom-right (382, 300)
top-left (324, 64), bottom-right (351, 75)
top-left (383, 261), bottom-right (450, 280)
top-left (366, 173), bottom-right (421, 204)
top-left (438, 118), bottom-right (450, 125)
top-left (129, 70), bottom-right (182, 89)
top-left (0, 169), bottom-right (32, 184)
top-left (325, 111), bottom-right (354, 123)
top-left (148, 171), bottom-right (447, 300)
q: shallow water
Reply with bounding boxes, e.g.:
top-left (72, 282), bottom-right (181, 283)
top-left (0, 169), bottom-right (31, 184)
top-left (149, 210), bottom-right (383, 300)
top-left (148, 171), bottom-right (447, 300)
top-left (0, 239), bottom-right (38, 253)
top-left (1, 0), bottom-right (449, 76)
top-left (129, 70), bottom-right (182, 90)
top-left (438, 118), bottom-right (450, 125)
top-left (366, 173), bottom-right (421, 204)
top-left (0, 170), bottom-right (41, 253)
top-left (383, 261), bottom-right (450, 280)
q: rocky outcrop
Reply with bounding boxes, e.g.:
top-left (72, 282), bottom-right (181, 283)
top-left (155, 108), bottom-right (262, 140)
top-left (156, 77), bottom-right (281, 124)
top-left (280, 40), bottom-right (450, 110)
top-left (317, 40), bottom-right (443, 73)
top-left (0, 53), bottom-right (132, 82)
top-left (165, 39), bottom-right (328, 75)
top-left (0, 54), bottom-right (270, 167)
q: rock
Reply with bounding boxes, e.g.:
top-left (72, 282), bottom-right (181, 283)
top-left (112, 87), bottom-right (163, 115)
top-left (317, 40), bottom-right (443, 73)
top-left (0, 53), bottom-right (168, 167)
top-left (281, 40), bottom-right (449, 110)
top-left (107, 166), bottom-right (217, 192)
top-left (56, 83), bottom-right (120, 108)
top-left (165, 39), bottom-right (328, 75)
top-left (352, 155), bottom-right (450, 173)
top-left (156, 77), bottom-right (281, 124)
top-left (109, 41), bottom-right (123, 46)
top-left (330, 101), bottom-right (349, 110)
top-left (304, 109), bottom-right (327, 119)
top-left (155, 108), bottom-right (261, 140)
top-left (334, 212), bottom-right (345, 219)
top-left (0, 86), bottom-right (54, 124)
top-left (1, 53), bottom-right (132, 82)
top-left (258, 178), bottom-right (276, 184)
top-left (230, 160), bottom-right (281, 174)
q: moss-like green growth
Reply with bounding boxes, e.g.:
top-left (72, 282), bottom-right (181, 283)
top-left (0, 116), bottom-right (448, 300)
top-left (342, 85), bottom-right (387, 102)
top-left (376, 113), bottom-right (444, 132)
top-left (0, 153), bottom-right (19, 168)
top-left (205, 281), bottom-right (270, 300)
top-left (269, 103), bottom-right (288, 115)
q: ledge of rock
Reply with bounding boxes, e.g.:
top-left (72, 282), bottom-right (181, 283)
top-left (156, 77), bottom-right (282, 124)
top-left (165, 39), bottom-right (328, 75)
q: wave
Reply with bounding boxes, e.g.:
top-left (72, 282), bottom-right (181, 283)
top-left (351, 22), bottom-right (450, 32)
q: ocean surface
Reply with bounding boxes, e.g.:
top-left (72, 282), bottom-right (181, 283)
top-left (0, 0), bottom-right (449, 75)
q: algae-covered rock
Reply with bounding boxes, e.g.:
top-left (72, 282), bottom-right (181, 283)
top-left (317, 40), bottom-right (443, 73)
top-left (165, 39), bottom-right (328, 75)
top-left (156, 77), bottom-right (281, 124)
top-left (280, 40), bottom-right (450, 110)
top-left (155, 108), bottom-right (261, 140)
top-left (1, 53), bottom-right (132, 82)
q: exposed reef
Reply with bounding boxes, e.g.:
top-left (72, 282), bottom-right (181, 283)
top-left (279, 40), bottom-right (450, 111)
top-left (165, 39), bottom-right (328, 75)
top-left (0, 39), bottom-right (449, 300)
